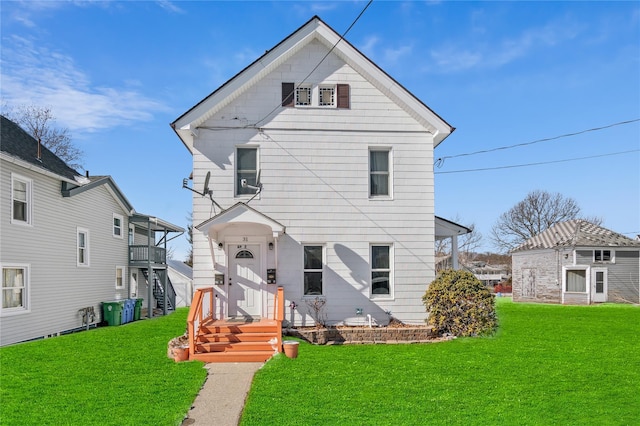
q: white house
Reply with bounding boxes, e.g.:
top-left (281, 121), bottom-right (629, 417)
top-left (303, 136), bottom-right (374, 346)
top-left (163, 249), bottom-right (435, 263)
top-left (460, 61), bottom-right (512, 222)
top-left (172, 16), bottom-right (457, 327)
top-left (1, 115), bottom-right (183, 346)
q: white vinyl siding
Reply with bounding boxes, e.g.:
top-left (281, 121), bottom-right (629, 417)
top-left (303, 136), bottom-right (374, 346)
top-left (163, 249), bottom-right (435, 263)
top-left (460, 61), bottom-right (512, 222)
top-left (11, 173), bottom-right (32, 225)
top-left (1, 264), bottom-right (29, 315)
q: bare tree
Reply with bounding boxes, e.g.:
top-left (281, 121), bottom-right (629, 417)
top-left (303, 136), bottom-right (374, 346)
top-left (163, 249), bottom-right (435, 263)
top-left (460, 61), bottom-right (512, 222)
top-left (3, 104), bottom-right (83, 170)
top-left (491, 190), bottom-right (602, 253)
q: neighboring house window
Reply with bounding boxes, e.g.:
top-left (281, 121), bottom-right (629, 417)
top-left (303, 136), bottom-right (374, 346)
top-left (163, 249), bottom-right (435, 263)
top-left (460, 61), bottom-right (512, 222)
top-left (318, 85), bottom-right (335, 106)
top-left (115, 266), bottom-right (125, 289)
top-left (236, 147), bottom-right (258, 196)
top-left (77, 228), bottom-right (90, 267)
top-left (303, 245), bottom-right (323, 296)
top-left (113, 214), bottom-right (123, 238)
top-left (1, 265), bottom-right (29, 313)
top-left (11, 174), bottom-right (32, 225)
top-left (371, 245), bottom-right (392, 297)
top-left (594, 250), bottom-right (613, 263)
top-left (296, 85), bottom-right (312, 106)
top-left (565, 268), bottom-right (586, 292)
top-left (370, 149), bottom-right (391, 197)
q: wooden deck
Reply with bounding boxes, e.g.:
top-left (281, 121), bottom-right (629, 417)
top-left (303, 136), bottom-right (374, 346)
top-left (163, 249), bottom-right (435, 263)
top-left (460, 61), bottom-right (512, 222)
top-left (187, 287), bottom-right (285, 363)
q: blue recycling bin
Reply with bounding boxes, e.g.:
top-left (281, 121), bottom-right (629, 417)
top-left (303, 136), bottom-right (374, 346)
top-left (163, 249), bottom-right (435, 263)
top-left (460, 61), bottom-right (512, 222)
top-left (122, 299), bottom-right (135, 324)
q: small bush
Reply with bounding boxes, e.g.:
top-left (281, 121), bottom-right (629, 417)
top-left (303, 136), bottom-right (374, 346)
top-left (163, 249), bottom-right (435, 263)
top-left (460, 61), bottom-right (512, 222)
top-left (423, 269), bottom-right (497, 337)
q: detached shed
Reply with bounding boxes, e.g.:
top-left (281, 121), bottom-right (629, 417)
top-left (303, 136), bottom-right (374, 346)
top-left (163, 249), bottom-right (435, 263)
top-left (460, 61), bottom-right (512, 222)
top-left (511, 220), bottom-right (640, 305)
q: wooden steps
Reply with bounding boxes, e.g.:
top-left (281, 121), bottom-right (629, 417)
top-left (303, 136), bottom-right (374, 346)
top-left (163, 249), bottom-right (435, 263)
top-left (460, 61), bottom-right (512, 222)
top-left (190, 318), bottom-right (281, 363)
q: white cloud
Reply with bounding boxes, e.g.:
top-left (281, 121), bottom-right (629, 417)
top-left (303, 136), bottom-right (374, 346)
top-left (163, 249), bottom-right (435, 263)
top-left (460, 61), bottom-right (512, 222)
top-left (1, 35), bottom-right (168, 134)
top-left (156, 1), bottom-right (185, 14)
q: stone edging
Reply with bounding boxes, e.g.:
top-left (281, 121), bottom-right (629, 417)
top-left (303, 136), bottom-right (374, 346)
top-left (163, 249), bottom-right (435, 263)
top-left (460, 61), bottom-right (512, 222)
top-left (284, 326), bottom-right (443, 345)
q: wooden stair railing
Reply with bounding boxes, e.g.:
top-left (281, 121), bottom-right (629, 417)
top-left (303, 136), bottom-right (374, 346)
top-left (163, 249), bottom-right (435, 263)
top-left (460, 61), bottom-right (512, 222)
top-left (187, 286), bottom-right (285, 362)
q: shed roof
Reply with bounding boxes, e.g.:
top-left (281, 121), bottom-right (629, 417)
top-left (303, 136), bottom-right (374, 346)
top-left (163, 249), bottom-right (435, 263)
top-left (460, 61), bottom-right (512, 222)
top-left (512, 219), bottom-right (640, 252)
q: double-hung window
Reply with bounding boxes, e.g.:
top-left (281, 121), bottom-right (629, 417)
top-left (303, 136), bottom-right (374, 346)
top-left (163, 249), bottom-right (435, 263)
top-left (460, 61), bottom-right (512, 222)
top-left (115, 266), bottom-right (125, 289)
top-left (113, 214), bottom-right (123, 238)
top-left (236, 147), bottom-right (258, 196)
top-left (77, 228), bottom-right (90, 267)
top-left (11, 174), bottom-right (32, 225)
top-left (371, 245), bottom-right (392, 297)
top-left (369, 149), bottom-right (391, 197)
top-left (303, 245), bottom-right (323, 296)
top-left (1, 265), bottom-right (29, 313)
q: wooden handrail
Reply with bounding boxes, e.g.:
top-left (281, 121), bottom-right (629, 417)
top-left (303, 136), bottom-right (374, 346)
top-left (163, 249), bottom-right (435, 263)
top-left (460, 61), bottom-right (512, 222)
top-left (274, 286), bottom-right (284, 353)
top-left (187, 287), bottom-right (215, 359)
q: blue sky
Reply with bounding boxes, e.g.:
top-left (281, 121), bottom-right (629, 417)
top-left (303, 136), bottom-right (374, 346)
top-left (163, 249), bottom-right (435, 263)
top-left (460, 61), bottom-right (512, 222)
top-left (2, 1), bottom-right (639, 260)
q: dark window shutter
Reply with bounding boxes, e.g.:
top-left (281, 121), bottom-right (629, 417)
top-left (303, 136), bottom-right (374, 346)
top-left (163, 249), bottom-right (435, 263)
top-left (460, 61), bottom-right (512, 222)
top-left (282, 82), bottom-right (294, 107)
top-left (337, 84), bottom-right (350, 109)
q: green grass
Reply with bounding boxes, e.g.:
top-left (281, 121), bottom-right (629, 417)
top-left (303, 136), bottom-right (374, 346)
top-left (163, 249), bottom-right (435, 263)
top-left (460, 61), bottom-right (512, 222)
top-left (241, 300), bottom-right (640, 425)
top-left (0, 308), bottom-right (206, 426)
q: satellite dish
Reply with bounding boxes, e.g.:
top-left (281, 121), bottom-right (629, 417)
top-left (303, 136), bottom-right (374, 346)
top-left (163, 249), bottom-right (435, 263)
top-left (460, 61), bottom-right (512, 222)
top-left (203, 171), bottom-right (211, 196)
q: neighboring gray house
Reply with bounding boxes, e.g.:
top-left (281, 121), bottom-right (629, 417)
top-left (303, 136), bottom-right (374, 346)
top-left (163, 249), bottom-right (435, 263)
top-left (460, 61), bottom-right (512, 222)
top-left (511, 220), bottom-right (640, 305)
top-left (0, 115), bottom-right (183, 346)
top-left (172, 16), bottom-right (462, 327)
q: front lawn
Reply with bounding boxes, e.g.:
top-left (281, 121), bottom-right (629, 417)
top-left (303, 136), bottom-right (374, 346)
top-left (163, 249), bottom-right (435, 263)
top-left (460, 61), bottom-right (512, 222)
top-left (0, 308), bottom-right (206, 425)
top-left (242, 299), bottom-right (640, 425)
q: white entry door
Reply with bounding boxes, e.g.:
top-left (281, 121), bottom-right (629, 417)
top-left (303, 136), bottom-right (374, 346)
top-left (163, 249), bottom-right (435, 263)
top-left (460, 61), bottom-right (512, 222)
top-left (229, 244), bottom-right (262, 317)
top-left (591, 268), bottom-right (608, 303)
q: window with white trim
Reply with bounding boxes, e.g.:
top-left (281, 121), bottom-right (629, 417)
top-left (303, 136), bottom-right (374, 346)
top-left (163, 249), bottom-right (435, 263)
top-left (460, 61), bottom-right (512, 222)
top-left (115, 266), bottom-right (125, 289)
top-left (236, 147), bottom-right (258, 196)
top-left (296, 85), bottom-right (312, 106)
top-left (303, 245), bottom-right (323, 296)
top-left (1, 265), bottom-right (29, 313)
top-left (318, 85), bottom-right (335, 106)
top-left (128, 224), bottom-right (135, 245)
top-left (371, 245), bottom-right (392, 297)
top-left (565, 268), bottom-right (586, 292)
top-left (594, 250), bottom-right (613, 263)
top-left (77, 228), bottom-right (90, 267)
top-left (11, 174), bottom-right (32, 225)
top-left (113, 214), bottom-right (123, 238)
top-left (369, 148), bottom-right (391, 197)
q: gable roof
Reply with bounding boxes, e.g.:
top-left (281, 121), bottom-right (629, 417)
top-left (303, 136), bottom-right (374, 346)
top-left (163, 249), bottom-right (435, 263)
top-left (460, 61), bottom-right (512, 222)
top-left (196, 202), bottom-right (285, 240)
top-left (1, 115), bottom-right (86, 183)
top-left (172, 16), bottom-right (454, 152)
top-left (512, 219), bottom-right (640, 252)
top-left (61, 175), bottom-right (135, 214)
top-left (168, 259), bottom-right (193, 280)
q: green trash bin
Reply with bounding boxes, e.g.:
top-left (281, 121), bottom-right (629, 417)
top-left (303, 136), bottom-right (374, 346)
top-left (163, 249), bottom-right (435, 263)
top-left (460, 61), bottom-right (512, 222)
top-left (102, 301), bottom-right (124, 326)
top-left (134, 298), bottom-right (143, 321)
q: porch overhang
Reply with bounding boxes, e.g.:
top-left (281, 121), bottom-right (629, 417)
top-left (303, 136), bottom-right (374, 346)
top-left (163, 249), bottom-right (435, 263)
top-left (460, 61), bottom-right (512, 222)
top-left (195, 202), bottom-right (285, 241)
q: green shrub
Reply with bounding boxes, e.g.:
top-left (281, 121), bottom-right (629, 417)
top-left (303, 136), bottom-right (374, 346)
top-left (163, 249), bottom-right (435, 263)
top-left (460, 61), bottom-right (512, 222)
top-left (423, 269), bottom-right (497, 337)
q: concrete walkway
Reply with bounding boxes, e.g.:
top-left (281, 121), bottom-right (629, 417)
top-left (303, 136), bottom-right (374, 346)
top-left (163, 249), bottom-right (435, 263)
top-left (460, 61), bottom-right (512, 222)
top-left (181, 362), bottom-right (264, 426)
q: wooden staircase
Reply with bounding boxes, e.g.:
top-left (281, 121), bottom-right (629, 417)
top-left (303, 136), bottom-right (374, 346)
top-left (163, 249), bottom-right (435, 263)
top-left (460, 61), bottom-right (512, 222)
top-left (187, 287), bottom-right (285, 363)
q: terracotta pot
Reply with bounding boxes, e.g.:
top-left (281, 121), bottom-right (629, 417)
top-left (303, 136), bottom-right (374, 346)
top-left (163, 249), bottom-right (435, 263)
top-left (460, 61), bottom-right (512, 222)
top-left (172, 346), bottom-right (189, 362)
top-left (283, 341), bottom-right (299, 358)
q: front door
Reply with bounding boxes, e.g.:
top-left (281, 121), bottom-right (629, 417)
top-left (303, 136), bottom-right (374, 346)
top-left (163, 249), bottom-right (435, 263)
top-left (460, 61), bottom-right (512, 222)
top-left (229, 244), bottom-right (262, 317)
top-left (591, 268), bottom-right (608, 303)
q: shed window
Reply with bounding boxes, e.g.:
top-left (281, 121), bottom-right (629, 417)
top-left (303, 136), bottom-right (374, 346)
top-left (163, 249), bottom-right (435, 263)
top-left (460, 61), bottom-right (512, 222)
top-left (594, 250), bottom-right (613, 263)
top-left (565, 269), bottom-right (586, 292)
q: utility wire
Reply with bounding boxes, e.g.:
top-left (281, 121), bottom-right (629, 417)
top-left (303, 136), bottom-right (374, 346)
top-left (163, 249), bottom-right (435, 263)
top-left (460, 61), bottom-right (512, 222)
top-left (252, 0), bottom-right (373, 127)
top-left (435, 149), bottom-right (639, 175)
top-left (435, 118), bottom-right (640, 168)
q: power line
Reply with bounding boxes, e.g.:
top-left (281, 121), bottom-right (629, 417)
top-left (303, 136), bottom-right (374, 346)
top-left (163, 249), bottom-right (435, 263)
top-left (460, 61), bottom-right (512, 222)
top-left (252, 0), bottom-right (373, 127)
top-left (434, 149), bottom-right (639, 175)
top-left (435, 118), bottom-right (640, 167)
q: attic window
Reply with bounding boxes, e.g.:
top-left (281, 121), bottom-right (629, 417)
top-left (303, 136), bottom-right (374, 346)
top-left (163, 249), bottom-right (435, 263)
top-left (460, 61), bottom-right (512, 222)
top-left (296, 85), bottom-right (312, 106)
top-left (319, 86), bottom-right (334, 106)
